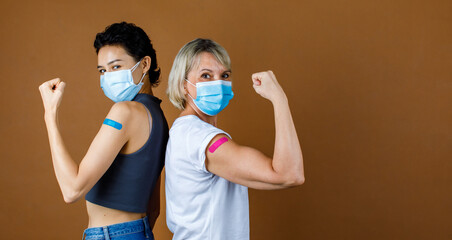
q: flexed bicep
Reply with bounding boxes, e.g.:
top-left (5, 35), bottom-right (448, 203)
top-left (64, 102), bottom-right (132, 202)
top-left (205, 134), bottom-right (293, 190)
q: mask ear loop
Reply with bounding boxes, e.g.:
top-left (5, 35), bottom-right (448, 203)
top-left (131, 59), bottom-right (142, 72)
top-left (184, 79), bottom-right (203, 116)
top-left (137, 72), bottom-right (147, 85)
top-left (185, 79), bottom-right (197, 100)
top-left (185, 78), bottom-right (196, 87)
top-left (132, 59), bottom-right (146, 85)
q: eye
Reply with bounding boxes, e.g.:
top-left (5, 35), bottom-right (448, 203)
top-left (99, 69), bottom-right (106, 74)
top-left (201, 73), bottom-right (211, 79)
top-left (112, 65), bottom-right (121, 70)
top-left (222, 73), bottom-right (230, 79)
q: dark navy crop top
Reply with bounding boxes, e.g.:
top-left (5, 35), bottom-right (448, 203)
top-left (85, 94), bottom-right (169, 213)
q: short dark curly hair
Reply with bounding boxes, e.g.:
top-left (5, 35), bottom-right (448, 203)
top-left (94, 22), bottom-right (161, 87)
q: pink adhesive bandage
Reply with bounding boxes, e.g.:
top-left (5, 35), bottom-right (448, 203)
top-left (208, 137), bottom-right (228, 153)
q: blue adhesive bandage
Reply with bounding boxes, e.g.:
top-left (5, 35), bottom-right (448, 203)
top-left (103, 118), bottom-right (122, 130)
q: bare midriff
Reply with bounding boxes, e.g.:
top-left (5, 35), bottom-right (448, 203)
top-left (86, 201), bottom-right (146, 228)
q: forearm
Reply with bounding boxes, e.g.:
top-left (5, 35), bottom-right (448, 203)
top-left (271, 94), bottom-right (304, 185)
top-left (45, 112), bottom-right (80, 202)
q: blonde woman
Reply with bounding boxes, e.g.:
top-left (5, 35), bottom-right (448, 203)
top-left (165, 38), bottom-right (305, 240)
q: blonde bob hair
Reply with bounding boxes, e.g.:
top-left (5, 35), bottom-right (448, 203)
top-left (167, 38), bottom-right (231, 110)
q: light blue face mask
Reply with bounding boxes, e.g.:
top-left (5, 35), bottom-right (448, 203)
top-left (100, 60), bottom-right (146, 102)
top-left (186, 79), bottom-right (234, 116)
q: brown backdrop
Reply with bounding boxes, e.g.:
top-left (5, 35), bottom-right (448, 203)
top-left (0, 0), bottom-right (451, 239)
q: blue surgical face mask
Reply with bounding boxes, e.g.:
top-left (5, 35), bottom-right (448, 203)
top-left (185, 79), bottom-right (234, 116)
top-left (100, 60), bottom-right (146, 102)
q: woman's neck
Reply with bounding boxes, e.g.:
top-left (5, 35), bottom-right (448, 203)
top-left (180, 101), bottom-right (217, 127)
top-left (138, 80), bottom-right (153, 96)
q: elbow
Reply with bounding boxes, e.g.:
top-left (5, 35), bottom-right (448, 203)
top-left (63, 190), bottom-right (81, 204)
top-left (287, 176), bottom-right (305, 187)
top-left (294, 175), bottom-right (305, 186)
top-left (282, 172), bottom-right (305, 187)
top-left (63, 195), bottom-right (77, 204)
top-left (293, 168), bottom-right (305, 185)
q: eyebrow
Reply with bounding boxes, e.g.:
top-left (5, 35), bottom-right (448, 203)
top-left (97, 59), bottom-right (123, 69)
top-left (199, 69), bottom-right (232, 73)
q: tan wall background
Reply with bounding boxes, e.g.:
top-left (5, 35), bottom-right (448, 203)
top-left (0, 0), bottom-right (451, 239)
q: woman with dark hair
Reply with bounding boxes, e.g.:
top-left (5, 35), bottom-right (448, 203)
top-left (38, 22), bottom-right (168, 240)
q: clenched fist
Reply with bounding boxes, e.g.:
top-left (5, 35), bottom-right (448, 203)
top-left (251, 71), bottom-right (286, 103)
top-left (38, 78), bottom-right (66, 114)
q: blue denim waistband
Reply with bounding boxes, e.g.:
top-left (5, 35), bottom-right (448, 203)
top-left (83, 216), bottom-right (152, 240)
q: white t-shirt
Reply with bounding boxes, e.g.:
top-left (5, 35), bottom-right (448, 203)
top-left (165, 115), bottom-right (249, 240)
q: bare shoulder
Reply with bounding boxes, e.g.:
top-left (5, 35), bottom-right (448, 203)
top-left (108, 101), bottom-right (148, 120)
top-left (104, 101), bottom-right (150, 141)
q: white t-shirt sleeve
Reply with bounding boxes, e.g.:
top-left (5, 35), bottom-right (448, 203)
top-left (187, 120), bottom-right (230, 173)
top-left (196, 130), bottom-right (225, 173)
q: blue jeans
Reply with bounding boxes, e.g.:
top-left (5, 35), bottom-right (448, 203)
top-left (82, 216), bottom-right (154, 240)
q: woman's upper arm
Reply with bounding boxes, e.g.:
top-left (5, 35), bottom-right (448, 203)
top-left (74, 102), bottom-right (132, 197)
top-left (205, 134), bottom-right (289, 190)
